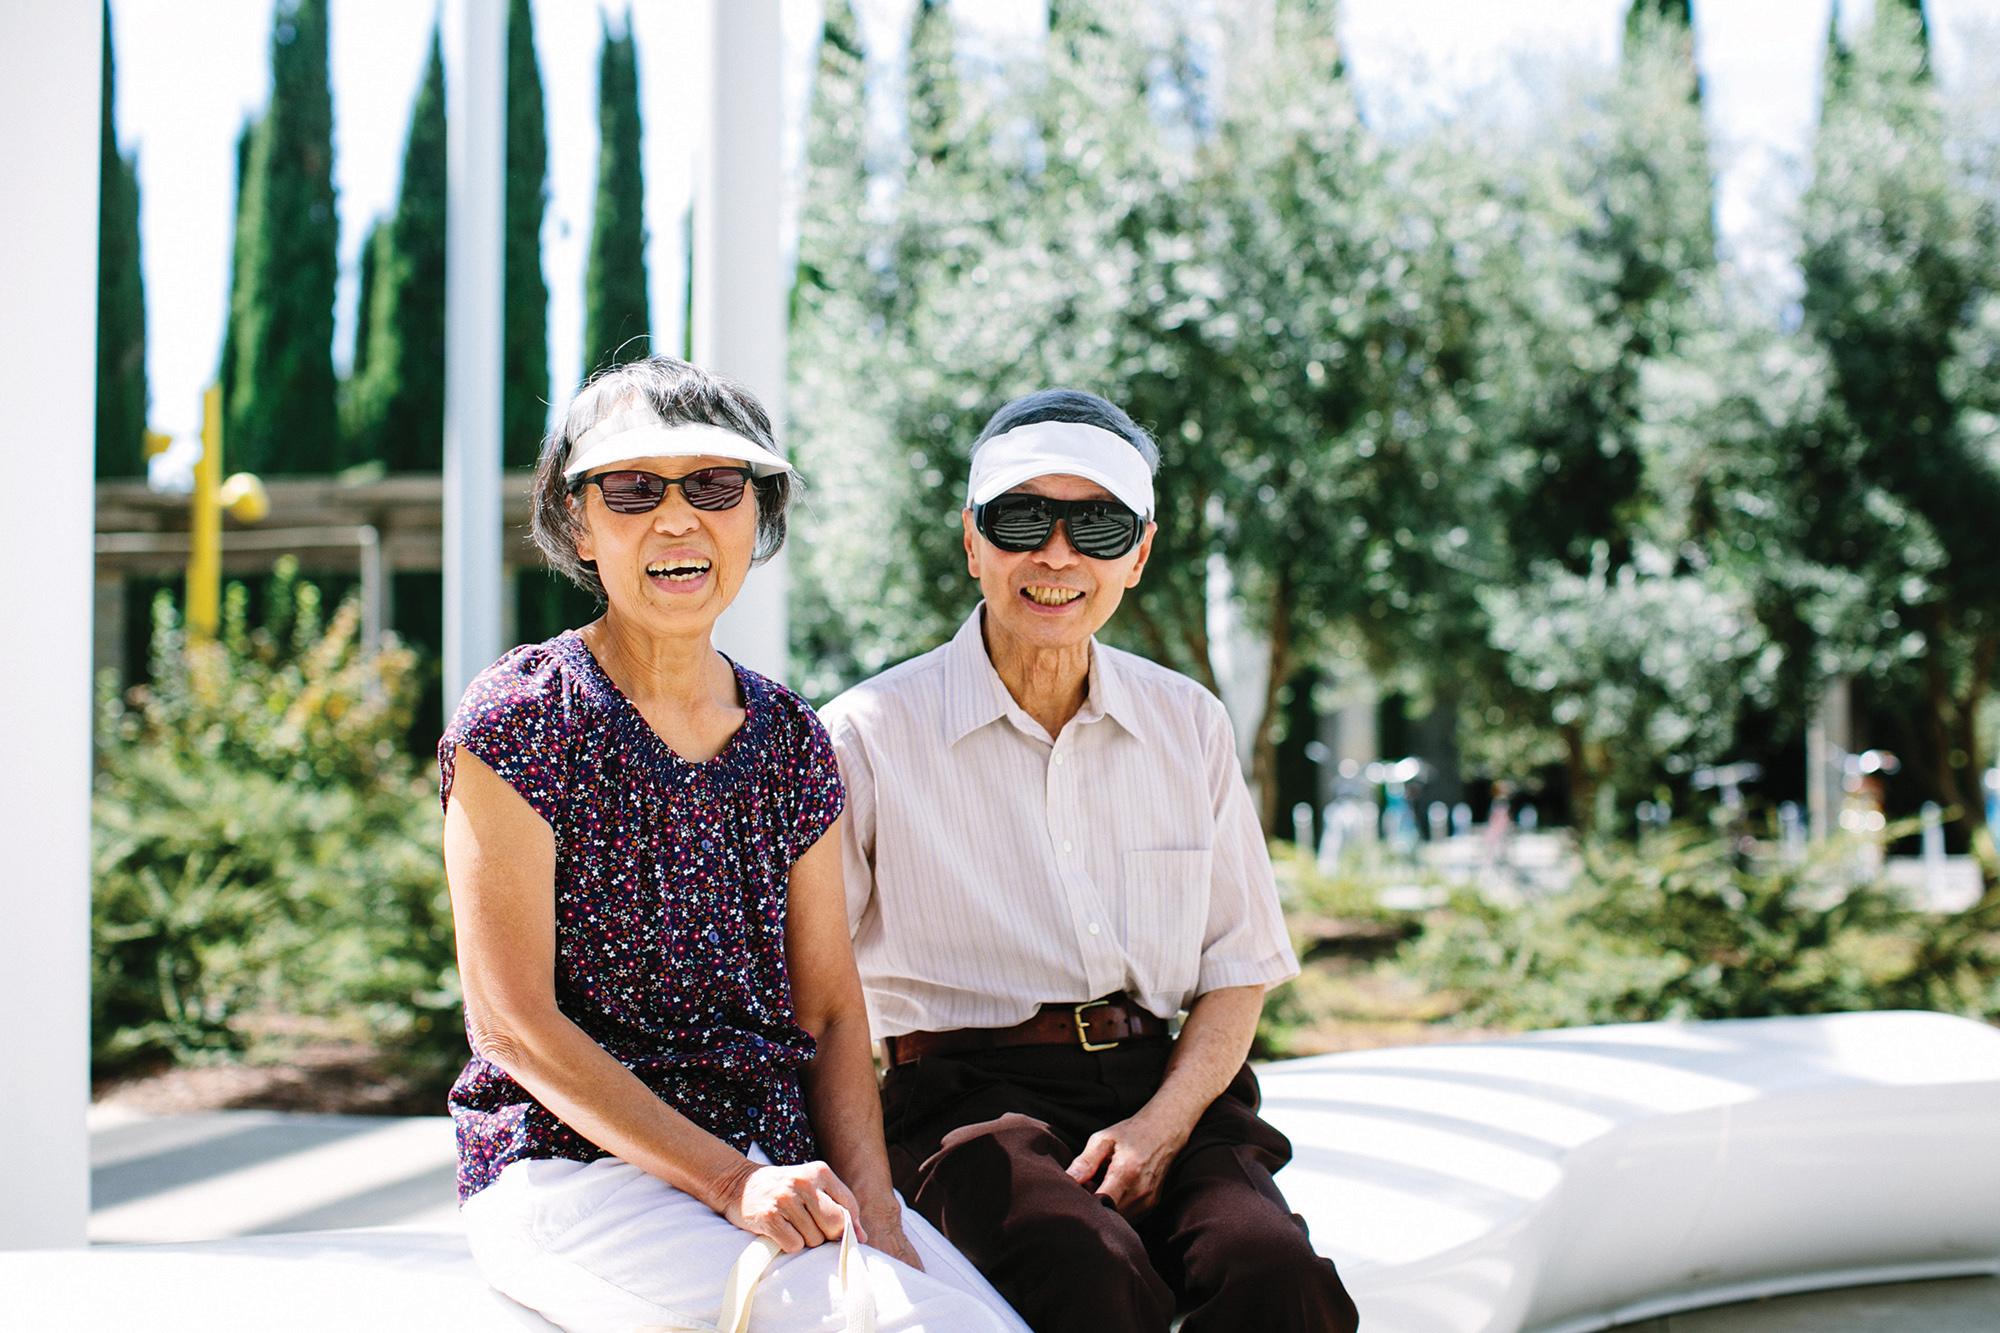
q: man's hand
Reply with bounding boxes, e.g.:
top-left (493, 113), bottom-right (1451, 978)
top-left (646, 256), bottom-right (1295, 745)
top-left (859, 1197), bottom-right (926, 1270)
top-left (1065, 1107), bottom-right (1194, 1216)
top-left (718, 1160), bottom-right (866, 1254)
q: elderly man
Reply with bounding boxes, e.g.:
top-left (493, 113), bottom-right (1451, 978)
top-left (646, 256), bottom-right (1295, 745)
top-left (823, 389), bottom-right (1358, 1333)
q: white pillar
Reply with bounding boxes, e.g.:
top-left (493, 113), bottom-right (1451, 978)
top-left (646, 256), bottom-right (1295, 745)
top-left (0, 0), bottom-right (98, 1250)
top-left (697, 0), bottom-right (790, 681)
top-left (442, 0), bottom-right (507, 715)
top-left (1204, 494), bottom-right (1267, 770)
top-left (1808, 675), bottom-right (1853, 843)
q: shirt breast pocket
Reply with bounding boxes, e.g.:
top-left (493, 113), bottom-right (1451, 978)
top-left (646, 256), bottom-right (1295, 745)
top-left (1121, 847), bottom-right (1213, 999)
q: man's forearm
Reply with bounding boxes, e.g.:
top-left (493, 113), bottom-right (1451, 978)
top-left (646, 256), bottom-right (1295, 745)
top-left (801, 1007), bottom-right (899, 1217)
top-left (1141, 983), bottom-right (1265, 1135)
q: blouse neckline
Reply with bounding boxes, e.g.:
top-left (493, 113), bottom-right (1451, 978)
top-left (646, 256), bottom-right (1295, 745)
top-left (556, 628), bottom-right (763, 778)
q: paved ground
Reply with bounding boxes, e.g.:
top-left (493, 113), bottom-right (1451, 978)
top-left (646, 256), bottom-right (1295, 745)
top-left (90, 1107), bottom-right (2000, 1329)
top-left (88, 1105), bottom-right (458, 1242)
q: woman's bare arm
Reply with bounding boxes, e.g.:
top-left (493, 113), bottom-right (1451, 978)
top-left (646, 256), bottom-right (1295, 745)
top-left (447, 746), bottom-right (858, 1252)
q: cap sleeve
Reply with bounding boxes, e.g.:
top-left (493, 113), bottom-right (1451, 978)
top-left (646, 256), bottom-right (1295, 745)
top-left (438, 645), bottom-right (576, 829)
top-left (764, 684), bottom-right (846, 860)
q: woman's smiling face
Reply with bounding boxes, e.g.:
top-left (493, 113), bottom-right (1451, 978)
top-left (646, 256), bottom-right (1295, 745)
top-left (572, 453), bottom-right (760, 636)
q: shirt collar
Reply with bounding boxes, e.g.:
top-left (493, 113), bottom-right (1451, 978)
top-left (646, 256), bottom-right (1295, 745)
top-left (940, 604), bottom-right (1148, 747)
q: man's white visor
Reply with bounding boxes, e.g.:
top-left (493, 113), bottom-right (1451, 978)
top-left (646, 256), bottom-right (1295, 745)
top-left (965, 420), bottom-right (1155, 519)
top-left (564, 413), bottom-right (793, 479)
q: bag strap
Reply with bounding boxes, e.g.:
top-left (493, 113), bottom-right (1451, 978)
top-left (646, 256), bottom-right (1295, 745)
top-left (642, 1207), bottom-right (876, 1333)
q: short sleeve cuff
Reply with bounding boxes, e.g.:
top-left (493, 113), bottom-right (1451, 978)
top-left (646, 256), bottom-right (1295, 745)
top-left (442, 728), bottom-right (566, 828)
top-left (794, 779), bottom-right (847, 856)
top-left (1195, 949), bottom-right (1300, 997)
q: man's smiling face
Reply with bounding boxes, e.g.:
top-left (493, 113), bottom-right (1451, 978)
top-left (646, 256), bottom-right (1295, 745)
top-left (962, 472), bottom-right (1155, 656)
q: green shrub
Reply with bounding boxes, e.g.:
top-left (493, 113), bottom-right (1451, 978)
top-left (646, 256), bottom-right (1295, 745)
top-left (1400, 828), bottom-right (1995, 1029)
top-left (92, 562), bottom-right (459, 1074)
top-left (1268, 840), bottom-right (1430, 926)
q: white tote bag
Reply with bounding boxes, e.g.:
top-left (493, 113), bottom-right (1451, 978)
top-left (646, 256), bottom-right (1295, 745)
top-left (636, 1206), bottom-right (875, 1333)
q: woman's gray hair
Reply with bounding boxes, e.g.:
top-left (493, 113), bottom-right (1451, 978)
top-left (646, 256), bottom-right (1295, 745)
top-left (530, 356), bottom-right (793, 599)
top-left (968, 388), bottom-right (1162, 480)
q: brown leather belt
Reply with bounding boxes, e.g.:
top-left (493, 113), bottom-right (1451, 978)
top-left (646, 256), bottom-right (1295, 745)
top-left (881, 994), bottom-right (1168, 1067)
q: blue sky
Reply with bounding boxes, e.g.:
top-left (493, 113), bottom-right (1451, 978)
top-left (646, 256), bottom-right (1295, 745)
top-left (110, 0), bottom-right (2000, 441)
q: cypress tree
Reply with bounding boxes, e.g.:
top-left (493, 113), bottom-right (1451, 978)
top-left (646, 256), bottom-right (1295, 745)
top-left (219, 116), bottom-right (258, 418)
top-left (794, 0), bottom-right (867, 314)
top-left (582, 19), bottom-right (650, 376)
top-left (1626, 0), bottom-right (1693, 35)
top-left (349, 217), bottom-right (385, 388)
top-left (787, 0), bottom-right (882, 690)
top-left (504, 0), bottom-right (551, 466)
top-left (1889, 0), bottom-right (1930, 69)
top-left (1822, 5), bottom-right (1851, 103)
top-left (96, 0), bottom-right (148, 479)
top-left (908, 0), bottom-right (962, 171)
top-left (351, 27), bottom-right (447, 472)
top-left (229, 0), bottom-right (340, 474)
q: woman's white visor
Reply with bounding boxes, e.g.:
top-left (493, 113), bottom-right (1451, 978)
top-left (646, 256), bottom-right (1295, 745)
top-left (564, 413), bottom-right (793, 479)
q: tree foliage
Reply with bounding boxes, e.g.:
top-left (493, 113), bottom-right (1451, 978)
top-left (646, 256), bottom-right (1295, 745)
top-left (1795, 5), bottom-right (2000, 853)
top-left (582, 19), bottom-right (650, 376)
top-left (219, 116), bottom-right (259, 418)
top-left (227, 0), bottom-right (340, 474)
top-left (789, 0), bottom-right (886, 697)
top-left (787, 0), bottom-right (1998, 850)
top-left (505, 0), bottom-right (552, 466)
top-left (348, 27), bottom-right (446, 472)
top-left (96, 0), bottom-right (147, 480)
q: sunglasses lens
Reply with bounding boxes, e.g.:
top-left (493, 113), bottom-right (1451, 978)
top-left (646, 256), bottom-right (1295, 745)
top-left (1066, 502), bottom-right (1141, 558)
top-left (982, 496), bottom-right (1057, 552)
top-left (598, 471), bottom-right (667, 513)
top-left (680, 468), bottom-right (750, 511)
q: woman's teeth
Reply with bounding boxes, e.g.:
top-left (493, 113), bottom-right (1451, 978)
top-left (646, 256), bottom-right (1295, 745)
top-left (647, 559), bottom-right (711, 581)
top-left (1024, 585), bottom-right (1082, 606)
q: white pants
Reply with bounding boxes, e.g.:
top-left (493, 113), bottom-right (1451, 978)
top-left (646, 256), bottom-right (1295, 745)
top-left (463, 1153), bottom-right (1030, 1333)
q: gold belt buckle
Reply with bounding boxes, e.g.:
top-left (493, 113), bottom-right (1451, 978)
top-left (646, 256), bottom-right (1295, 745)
top-left (1074, 999), bottom-right (1119, 1052)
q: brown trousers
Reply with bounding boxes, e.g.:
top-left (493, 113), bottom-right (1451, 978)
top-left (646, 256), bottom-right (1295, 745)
top-left (881, 1038), bottom-right (1359, 1333)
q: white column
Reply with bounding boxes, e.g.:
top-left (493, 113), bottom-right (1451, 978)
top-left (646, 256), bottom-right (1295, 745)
top-left (1808, 675), bottom-right (1853, 843)
top-left (697, 0), bottom-right (790, 681)
top-left (1204, 494), bottom-right (1267, 769)
top-left (0, 0), bottom-right (98, 1250)
top-left (442, 0), bottom-right (507, 716)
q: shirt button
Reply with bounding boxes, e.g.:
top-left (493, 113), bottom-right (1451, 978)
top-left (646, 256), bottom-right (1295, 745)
top-left (1053, 754), bottom-right (1066, 766)
top-left (1061, 840), bottom-right (1074, 854)
top-left (1088, 922), bottom-right (1101, 936)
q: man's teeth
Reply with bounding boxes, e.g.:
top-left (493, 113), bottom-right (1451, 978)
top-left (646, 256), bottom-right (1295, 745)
top-left (1024, 586), bottom-right (1083, 606)
top-left (647, 559), bottom-right (711, 581)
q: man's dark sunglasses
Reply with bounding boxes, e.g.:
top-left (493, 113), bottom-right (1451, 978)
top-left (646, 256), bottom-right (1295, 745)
top-left (569, 466), bottom-right (754, 514)
top-left (973, 492), bottom-right (1146, 560)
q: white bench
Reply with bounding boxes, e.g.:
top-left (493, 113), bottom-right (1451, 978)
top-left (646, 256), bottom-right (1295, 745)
top-left (2, 1227), bottom-right (553, 1332)
top-left (8, 1010), bottom-right (1997, 1331)
top-left (1260, 1009), bottom-right (2000, 1332)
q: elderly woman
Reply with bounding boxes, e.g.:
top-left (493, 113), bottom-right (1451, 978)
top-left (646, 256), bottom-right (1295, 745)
top-left (442, 357), bottom-right (1024, 1332)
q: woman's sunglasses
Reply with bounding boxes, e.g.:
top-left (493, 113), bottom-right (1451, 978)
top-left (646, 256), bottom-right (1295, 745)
top-left (972, 492), bottom-right (1146, 560)
top-left (569, 466), bottom-right (754, 514)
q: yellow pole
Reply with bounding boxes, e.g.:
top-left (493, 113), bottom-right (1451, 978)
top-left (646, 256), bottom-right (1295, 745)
top-left (187, 385), bottom-right (223, 641)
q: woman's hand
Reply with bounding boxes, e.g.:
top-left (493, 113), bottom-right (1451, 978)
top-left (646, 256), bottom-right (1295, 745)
top-left (717, 1159), bottom-right (867, 1253)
